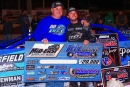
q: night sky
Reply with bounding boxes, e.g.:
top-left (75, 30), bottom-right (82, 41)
top-left (0, 0), bottom-right (130, 14)
top-left (44, 0), bottom-right (129, 10)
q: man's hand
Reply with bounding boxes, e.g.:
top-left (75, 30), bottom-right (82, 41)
top-left (83, 40), bottom-right (89, 46)
top-left (81, 20), bottom-right (89, 27)
top-left (42, 38), bottom-right (48, 44)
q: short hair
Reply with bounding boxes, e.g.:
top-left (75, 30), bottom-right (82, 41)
top-left (21, 9), bottom-right (26, 13)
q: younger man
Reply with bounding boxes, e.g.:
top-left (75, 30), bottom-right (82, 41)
top-left (66, 7), bottom-right (95, 45)
top-left (66, 7), bottom-right (96, 87)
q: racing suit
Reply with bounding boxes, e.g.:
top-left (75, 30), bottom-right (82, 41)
top-left (66, 21), bottom-right (96, 87)
top-left (66, 22), bottom-right (95, 42)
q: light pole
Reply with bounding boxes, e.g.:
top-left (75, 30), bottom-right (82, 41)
top-left (43, 0), bottom-right (45, 8)
top-left (68, 0), bottom-right (69, 9)
top-left (88, 0), bottom-right (89, 9)
top-left (18, 0), bottom-right (20, 10)
top-left (27, 0), bottom-right (32, 15)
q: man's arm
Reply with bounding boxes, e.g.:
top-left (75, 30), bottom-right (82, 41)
top-left (124, 15), bottom-right (128, 24)
top-left (11, 22), bottom-right (13, 30)
top-left (81, 19), bottom-right (90, 27)
top-left (18, 16), bottom-right (21, 24)
top-left (84, 27), bottom-right (96, 43)
top-left (115, 16), bottom-right (120, 25)
top-left (66, 25), bottom-right (71, 42)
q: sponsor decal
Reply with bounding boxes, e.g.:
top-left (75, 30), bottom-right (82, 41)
top-left (50, 71), bottom-right (59, 75)
top-left (27, 71), bottom-right (35, 75)
top-left (120, 48), bottom-right (130, 57)
top-left (69, 68), bottom-right (99, 78)
top-left (37, 69), bottom-right (47, 75)
top-left (38, 75), bottom-right (46, 81)
top-left (119, 41), bottom-right (130, 66)
top-left (67, 52), bottom-right (97, 58)
top-left (0, 75), bottom-right (22, 86)
top-left (120, 30), bottom-right (130, 39)
top-left (102, 57), bottom-right (112, 66)
top-left (66, 45), bottom-right (99, 58)
top-left (49, 24), bottom-right (65, 36)
top-left (102, 66), bottom-right (130, 87)
top-left (27, 44), bottom-right (64, 58)
top-left (121, 30), bottom-right (130, 34)
top-left (0, 54), bottom-right (24, 63)
top-left (26, 65), bottom-right (35, 70)
top-left (0, 75), bottom-right (22, 83)
top-left (58, 77), bottom-right (70, 80)
top-left (68, 28), bottom-right (74, 31)
top-left (55, 65), bottom-right (67, 70)
top-left (37, 66), bottom-right (54, 69)
top-left (27, 60), bottom-right (38, 64)
top-left (105, 70), bottom-right (128, 81)
top-left (79, 59), bottom-right (100, 64)
top-left (0, 63), bottom-right (23, 72)
top-left (26, 78), bottom-right (35, 81)
top-left (95, 34), bottom-right (119, 68)
top-left (47, 76), bottom-right (56, 80)
top-left (99, 35), bottom-right (109, 38)
top-left (69, 32), bottom-right (83, 41)
top-left (61, 71), bottom-right (67, 75)
top-left (103, 49), bottom-right (117, 56)
top-left (0, 63), bottom-right (14, 72)
top-left (103, 41), bottom-right (117, 47)
top-left (96, 38), bottom-right (113, 43)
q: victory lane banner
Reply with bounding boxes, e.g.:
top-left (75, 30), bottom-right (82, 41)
top-left (95, 34), bottom-right (120, 68)
top-left (0, 48), bottom-right (24, 87)
top-left (24, 41), bottom-right (103, 82)
top-left (101, 66), bottom-right (130, 87)
top-left (119, 41), bottom-right (130, 66)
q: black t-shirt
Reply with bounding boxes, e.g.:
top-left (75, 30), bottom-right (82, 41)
top-left (66, 22), bottom-right (96, 42)
top-left (31, 19), bottom-right (40, 31)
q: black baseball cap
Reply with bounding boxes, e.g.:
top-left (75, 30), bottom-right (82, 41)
top-left (67, 7), bottom-right (77, 15)
top-left (51, 1), bottom-right (64, 8)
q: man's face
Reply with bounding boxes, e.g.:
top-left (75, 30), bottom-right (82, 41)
top-left (97, 15), bottom-right (100, 18)
top-left (99, 20), bottom-right (103, 24)
top-left (119, 11), bottom-right (123, 15)
top-left (5, 17), bottom-right (9, 22)
top-left (51, 6), bottom-right (63, 18)
top-left (67, 11), bottom-right (78, 21)
top-left (23, 11), bottom-right (27, 15)
top-left (34, 15), bottom-right (37, 19)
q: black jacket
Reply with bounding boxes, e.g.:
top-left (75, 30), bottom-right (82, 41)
top-left (3, 21), bottom-right (13, 34)
top-left (18, 14), bottom-right (30, 28)
top-left (31, 19), bottom-right (40, 32)
top-left (66, 22), bottom-right (96, 42)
